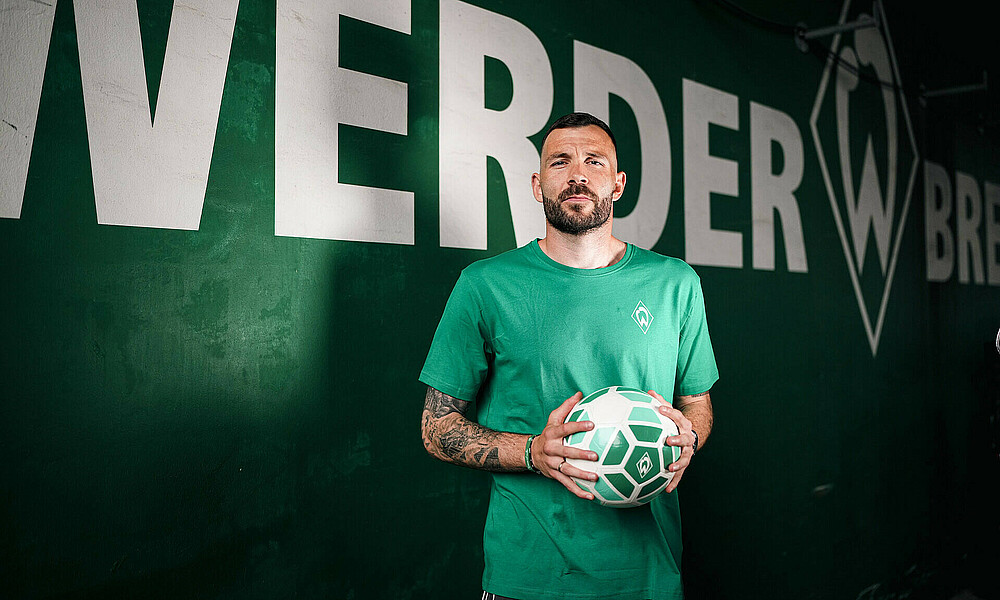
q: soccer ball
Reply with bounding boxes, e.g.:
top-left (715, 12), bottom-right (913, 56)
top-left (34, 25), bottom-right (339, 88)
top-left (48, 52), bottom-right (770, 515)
top-left (563, 386), bottom-right (680, 507)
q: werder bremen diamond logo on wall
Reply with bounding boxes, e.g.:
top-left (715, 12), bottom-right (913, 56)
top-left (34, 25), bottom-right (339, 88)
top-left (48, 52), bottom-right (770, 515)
top-left (810, 1), bottom-right (919, 356)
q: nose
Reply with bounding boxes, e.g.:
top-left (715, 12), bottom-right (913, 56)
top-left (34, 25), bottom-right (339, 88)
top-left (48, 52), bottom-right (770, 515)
top-left (568, 168), bottom-right (588, 185)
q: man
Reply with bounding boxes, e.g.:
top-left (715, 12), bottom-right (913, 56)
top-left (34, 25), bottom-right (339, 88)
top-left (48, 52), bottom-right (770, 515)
top-left (419, 112), bottom-right (718, 599)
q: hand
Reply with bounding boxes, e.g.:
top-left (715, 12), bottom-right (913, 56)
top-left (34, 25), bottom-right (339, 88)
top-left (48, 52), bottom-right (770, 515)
top-left (530, 391), bottom-right (599, 500)
top-left (649, 390), bottom-right (695, 493)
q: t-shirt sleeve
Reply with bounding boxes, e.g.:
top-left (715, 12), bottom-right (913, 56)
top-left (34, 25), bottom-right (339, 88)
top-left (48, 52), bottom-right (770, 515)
top-left (674, 277), bottom-right (719, 396)
top-left (418, 272), bottom-right (490, 403)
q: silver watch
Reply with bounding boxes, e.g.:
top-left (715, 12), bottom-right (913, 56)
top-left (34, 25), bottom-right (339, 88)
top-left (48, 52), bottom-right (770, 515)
top-left (691, 429), bottom-right (699, 455)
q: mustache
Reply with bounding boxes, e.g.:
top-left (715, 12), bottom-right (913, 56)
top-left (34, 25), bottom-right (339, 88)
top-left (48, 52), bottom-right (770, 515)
top-left (557, 183), bottom-right (598, 202)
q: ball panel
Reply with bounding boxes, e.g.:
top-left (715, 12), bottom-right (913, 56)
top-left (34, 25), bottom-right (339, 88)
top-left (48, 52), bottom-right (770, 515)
top-left (589, 426), bottom-right (615, 456)
top-left (604, 431), bottom-right (630, 466)
top-left (617, 389), bottom-right (654, 403)
top-left (586, 397), bottom-right (628, 425)
top-left (637, 474), bottom-right (672, 501)
top-left (625, 445), bottom-right (661, 484)
top-left (615, 386), bottom-right (645, 394)
top-left (628, 406), bottom-right (662, 424)
top-left (594, 477), bottom-right (623, 504)
top-left (579, 387), bottom-right (609, 405)
top-left (605, 472), bottom-right (635, 499)
top-left (628, 424), bottom-right (662, 443)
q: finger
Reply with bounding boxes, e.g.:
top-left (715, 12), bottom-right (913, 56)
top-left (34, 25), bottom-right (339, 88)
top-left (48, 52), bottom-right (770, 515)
top-left (664, 468), bottom-right (685, 494)
top-left (668, 452), bottom-right (691, 472)
top-left (656, 402), bottom-right (686, 421)
top-left (665, 430), bottom-right (695, 448)
top-left (554, 472), bottom-right (595, 501)
top-left (548, 391), bottom-right (584, 424)
top-left (549, 419), bottom-right (594, 440)
top-left (559, 462), bottom-right (598, 481)
top-left (561, 445), bottom-right (599, 461)
top-left (658, 404), bottom-right (691, 431)
top-left (666, 441), bottom-right (693, 472)
top-left (648, 389), bottom-right (667, 404)
top-left (541, 435), bottom-right (598, 462)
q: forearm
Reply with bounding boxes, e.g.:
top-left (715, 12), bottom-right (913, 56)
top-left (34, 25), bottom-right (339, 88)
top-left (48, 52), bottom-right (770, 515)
top-left (675, 391), bottom-right (714, 448)
top-left (422, 411), bottom-right (529, 471)
top-left (420, 386), bottom-right (529, 472)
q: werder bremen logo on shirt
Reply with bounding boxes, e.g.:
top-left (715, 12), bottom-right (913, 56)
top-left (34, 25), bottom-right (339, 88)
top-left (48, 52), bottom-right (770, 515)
top-left (632, 301), bottom-right (653, 334)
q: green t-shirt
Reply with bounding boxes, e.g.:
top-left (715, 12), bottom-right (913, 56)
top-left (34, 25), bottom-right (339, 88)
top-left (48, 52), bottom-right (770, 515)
top-left (420, 240), bottom-right (719, 600)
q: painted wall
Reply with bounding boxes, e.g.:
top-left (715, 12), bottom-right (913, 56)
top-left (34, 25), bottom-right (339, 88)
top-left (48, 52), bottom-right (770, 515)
top-left (2, 0), bottom-right (998, 598)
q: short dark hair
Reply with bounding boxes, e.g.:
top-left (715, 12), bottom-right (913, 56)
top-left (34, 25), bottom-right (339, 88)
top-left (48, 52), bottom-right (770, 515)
top-left (541, 112), bottom-right (617, 152)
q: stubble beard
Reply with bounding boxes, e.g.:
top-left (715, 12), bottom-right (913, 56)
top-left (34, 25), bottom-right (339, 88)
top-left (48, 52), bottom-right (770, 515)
top-left (542, 183), bottom-right (614, 235)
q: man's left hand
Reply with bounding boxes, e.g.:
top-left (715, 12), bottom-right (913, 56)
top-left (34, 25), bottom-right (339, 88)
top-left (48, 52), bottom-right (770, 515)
top-left (648, 390), bottom-right (694, 493)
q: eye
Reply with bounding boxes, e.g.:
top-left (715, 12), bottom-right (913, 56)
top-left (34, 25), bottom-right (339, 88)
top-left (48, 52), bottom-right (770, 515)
top-left (550, 160), bottom-right (567, 167)
top-left (587, 158), bottom-right (604, 166)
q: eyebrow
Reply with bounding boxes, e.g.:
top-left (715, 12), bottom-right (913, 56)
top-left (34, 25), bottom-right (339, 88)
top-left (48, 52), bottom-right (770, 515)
top-left (544, 150), bottom-right (610, 163)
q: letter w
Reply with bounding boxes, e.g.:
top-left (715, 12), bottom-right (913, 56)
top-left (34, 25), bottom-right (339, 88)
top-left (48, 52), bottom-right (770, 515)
top-left (75, 0), bottom-right (238, 229)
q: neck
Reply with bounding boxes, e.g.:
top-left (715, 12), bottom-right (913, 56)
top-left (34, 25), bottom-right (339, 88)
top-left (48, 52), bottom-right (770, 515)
top-left (538, 224), bottom-right (627, 269)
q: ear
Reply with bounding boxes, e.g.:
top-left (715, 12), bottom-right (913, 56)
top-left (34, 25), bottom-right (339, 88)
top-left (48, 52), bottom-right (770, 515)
top-left (532, 172), bottom-right (544, 204)
top-left (612, 171), bottom-right (627, 201)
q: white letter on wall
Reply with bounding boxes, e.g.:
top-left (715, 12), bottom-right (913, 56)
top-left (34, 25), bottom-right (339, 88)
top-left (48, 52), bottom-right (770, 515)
top-left (750, 101), bottom-right (807, 272)
top-left (924, 160), bottom-right (954, 282)
top-left (836, 27), bottom-right (897, 275)
top-left (683, 79), bottom-right (741, 268)
top-left (75, 0), bottom-right (238, 229)
top-left (1, 0), bottom-right (58, 219)
top-left (439, 0), bottom-right (552, 249)
top-left (573, 41), bottom-right (671, 250)
top-left (986, 181), bottom-right (1000, 286)
top-left (955, 171), bottom-right (984, 284)
top-left (276, 0), bottom-right (412, 243)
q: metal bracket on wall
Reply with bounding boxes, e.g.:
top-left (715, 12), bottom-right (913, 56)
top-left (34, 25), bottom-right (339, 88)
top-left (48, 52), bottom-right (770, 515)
top-left (794, 2), bottom-right (881, 53)
top-left (919, 71), bottom-right (988, 107)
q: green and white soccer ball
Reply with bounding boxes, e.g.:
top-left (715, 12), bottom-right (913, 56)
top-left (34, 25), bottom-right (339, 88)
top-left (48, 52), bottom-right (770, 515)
top-left (563, 386), bottom-right (680, 507)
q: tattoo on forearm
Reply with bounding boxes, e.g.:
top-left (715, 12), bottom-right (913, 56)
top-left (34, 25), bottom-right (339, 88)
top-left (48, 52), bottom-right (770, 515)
top-left (424, 386), bottom-right (470, 419)
top-left (421, 387), bottom-right (517, 472)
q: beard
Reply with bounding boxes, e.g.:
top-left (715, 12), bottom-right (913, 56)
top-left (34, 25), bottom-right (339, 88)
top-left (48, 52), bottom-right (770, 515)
top-left (542, 183), bottom-right (614, 235)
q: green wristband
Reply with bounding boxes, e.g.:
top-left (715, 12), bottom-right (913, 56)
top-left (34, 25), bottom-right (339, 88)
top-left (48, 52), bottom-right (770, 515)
top-left (525, 434), bottom-right (541, 474)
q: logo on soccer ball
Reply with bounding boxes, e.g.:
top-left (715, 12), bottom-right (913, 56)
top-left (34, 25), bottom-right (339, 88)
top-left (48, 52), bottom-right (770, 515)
top-left (636, 452), bottom-right (653, 478)
top-left (809, 0), bottom-right (918, 357)
top-left (631, 301), bottom-right (653, 334)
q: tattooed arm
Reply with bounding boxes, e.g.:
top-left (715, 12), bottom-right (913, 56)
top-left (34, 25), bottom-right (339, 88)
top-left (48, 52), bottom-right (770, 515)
top-left (420, 386), bottom-right (526, 471)
top-left (420, 386), bottom-right (600, 499)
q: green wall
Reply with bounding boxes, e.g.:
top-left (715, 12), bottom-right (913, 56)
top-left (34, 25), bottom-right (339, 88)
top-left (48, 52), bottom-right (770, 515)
top-left (2, 1), bottom-right (998, 598)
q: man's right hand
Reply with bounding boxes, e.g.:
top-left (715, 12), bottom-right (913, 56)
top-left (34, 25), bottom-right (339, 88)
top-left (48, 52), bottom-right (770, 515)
top-left (530, 391), bottom-right (600, 500)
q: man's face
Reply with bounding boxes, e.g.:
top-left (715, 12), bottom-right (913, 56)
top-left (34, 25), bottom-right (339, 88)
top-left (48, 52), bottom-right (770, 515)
top-left (532, 125), bottom-right (626, 235)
